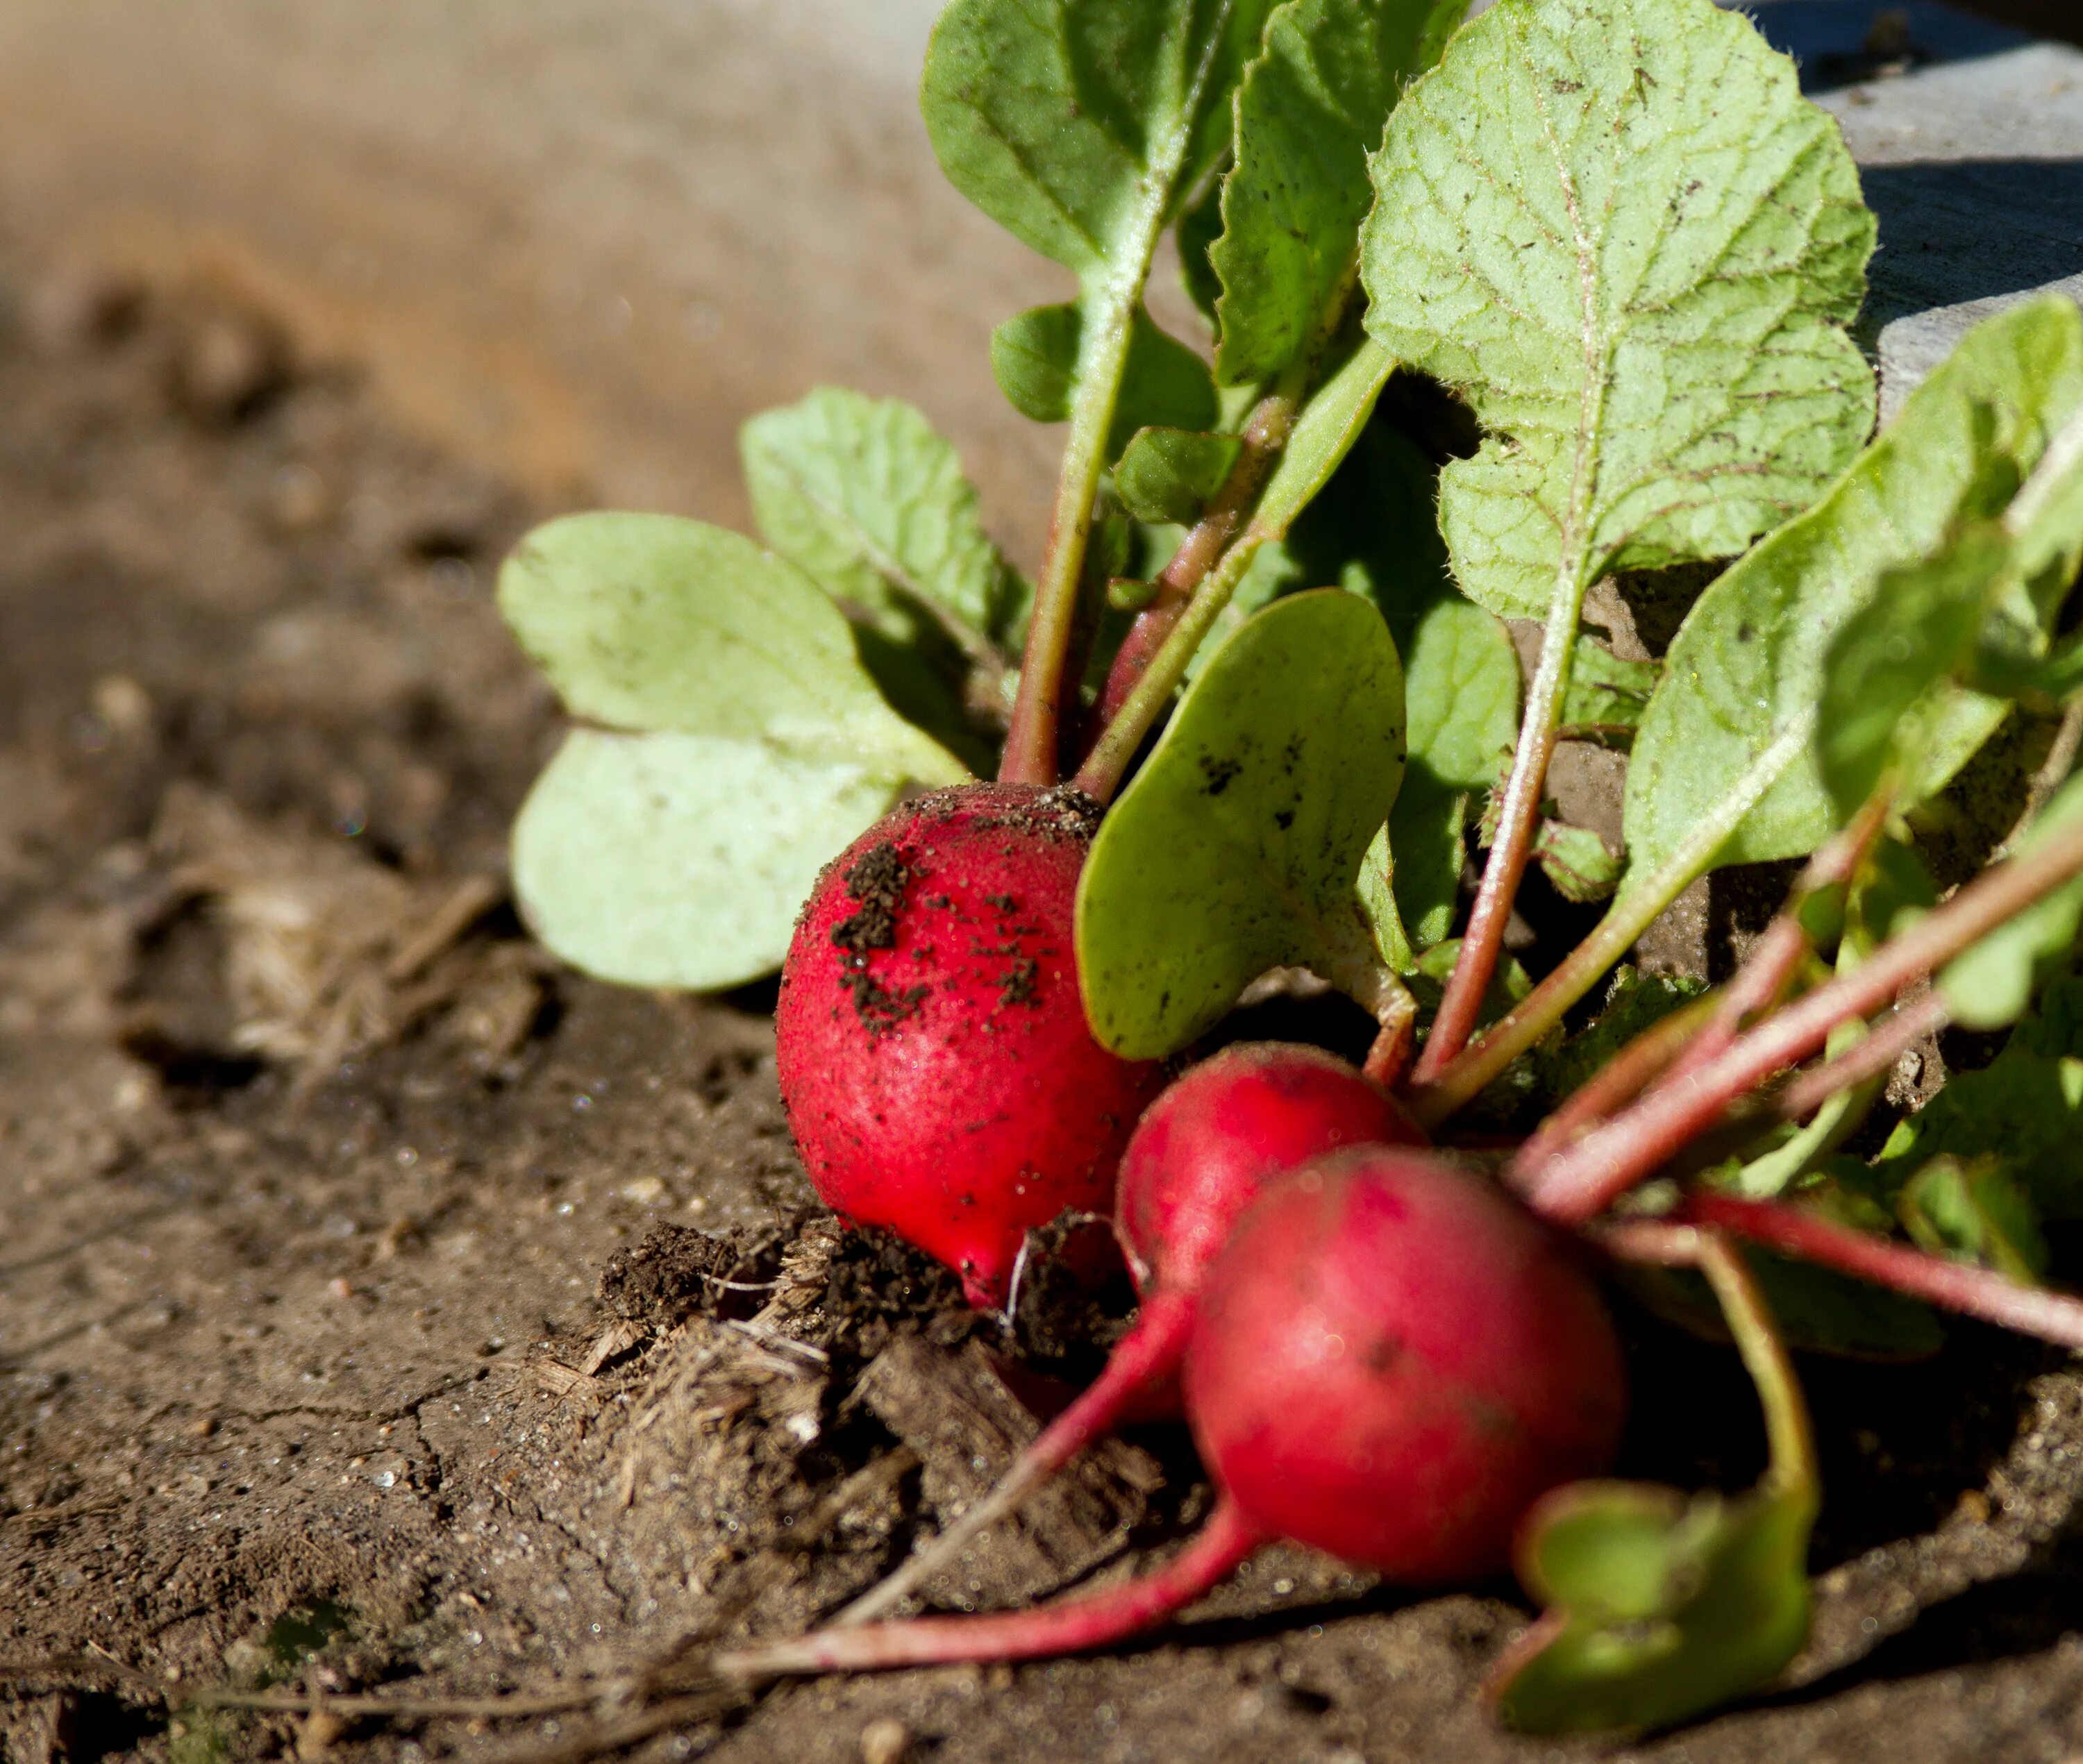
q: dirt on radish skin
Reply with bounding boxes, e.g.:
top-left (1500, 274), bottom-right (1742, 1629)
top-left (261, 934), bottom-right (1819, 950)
top-left (723, 1146), bottom-right (1627, 1676)
top-left (822, 1043), bottom-right (1430, 1629)
top-left (775, 782), bottom-right (1164, 1307)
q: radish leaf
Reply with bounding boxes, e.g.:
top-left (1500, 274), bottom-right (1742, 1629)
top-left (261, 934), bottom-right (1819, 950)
top-left (742, 387), bottom-right (1028, 655)
top-left (1362, 0), bottom-right (1874, 625)
top-left (1078, 589), bottom-right (1406, 1055)
top-left (989, 303), bottom-right (1218, 453)
top-left (1490, 1477), bottom-right (1814, 1735)
top-left (1116, 427), bottom-right (1244, 524)
top-left (1625, 294), bottom-right (2083, 892)
top-left (1210, 0), bottom-right (1466, 385)
top-left (499, 514), bottom-right (967, 989)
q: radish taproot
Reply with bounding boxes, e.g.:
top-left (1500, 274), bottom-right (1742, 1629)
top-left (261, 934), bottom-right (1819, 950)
top-left (832, 1042), bottom-right (1425, 1627)
top-left (775, 782), bottom-right (1164, 1307)
top-left (721, 1145), bottom-right (1626, 1675)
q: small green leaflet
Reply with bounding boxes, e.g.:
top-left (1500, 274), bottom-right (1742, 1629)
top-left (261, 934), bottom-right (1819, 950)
top-left (741, 386), bottom-right (1028, 655)
top-left (1815, 529), bottom-right (2010, 817)
top-left (989, 303), bottom-right (1219, 455)
top-left (1362, 0), bottom-right (1875, 624)
top-left (1560, 640), bottom-right (1659, 741)
top-left (1077, 590), bottom-right (1406, 1056)
top-left (1625, 294), bottom-right (2083, 892)
top-left (1115, 428), bottom-right (1243, 525)
top-left (923, 0), bottom-right (1275, 280)
top-left (1882, 975), bottom-right (2083, 1219)
top-left (1210, 0), bottom-right (1466, 385)
top-left (1489, 1478), bottom-right (1814, 1734)
top-left (1899, 1156), bottom-right (2048, 1284)
top-left (1940, 770), bottom-right (2083, 1031)
top-left (500, 514), bottom-right (967, 990)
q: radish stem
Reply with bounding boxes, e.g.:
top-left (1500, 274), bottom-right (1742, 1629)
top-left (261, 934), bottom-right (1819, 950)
top-left (1685, 1193), bottom-right (2083, 1352)
top-left (829, 1293), bottom-right (1196, 1630)
top-left (1516, 815), bottom-right (2083, 1223)
top-left (716, 1498), bottom-right (1260, 1679)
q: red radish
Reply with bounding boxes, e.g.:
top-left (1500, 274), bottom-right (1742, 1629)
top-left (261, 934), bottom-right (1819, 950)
top-left (830, 1043), bottom-right (1424, 1628)
top-left (776, 782), bottom-right (1163, 1307)
top-left (720, 1145), bottom-right (1625, 1677)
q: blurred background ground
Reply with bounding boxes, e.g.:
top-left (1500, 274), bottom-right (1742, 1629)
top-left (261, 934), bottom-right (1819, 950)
top-left (5, 3), bottom-right (2083, 1763)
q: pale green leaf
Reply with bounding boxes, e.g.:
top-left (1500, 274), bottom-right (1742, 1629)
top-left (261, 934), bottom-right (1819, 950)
top-left (1625, 295), bottom-right (2083, 890)
top-left (740, 385), bottom-right (1026, 651)
top-left (1211, 0), bottom-right (1466, 385)
top-left (498, 512), bottom-right (967, 784)
top-left (1899, 1156), bottom-right (2048, 1284)
top-left (1078, 590), bottom-right (1406, 1056)
top-left (922, 0), bottom-right (1275, 277)
top-left (512, 730), bottom-right (903, 991)
top-left (1362, 0), bottom-right (1875, 623)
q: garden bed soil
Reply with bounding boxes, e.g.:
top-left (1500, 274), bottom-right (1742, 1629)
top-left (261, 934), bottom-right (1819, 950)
top-left (8, 252), bottom-right (2083, 1764)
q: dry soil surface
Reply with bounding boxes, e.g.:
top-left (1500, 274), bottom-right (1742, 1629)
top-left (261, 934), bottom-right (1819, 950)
top-left (8, 254), bottom-right (2083, 1764)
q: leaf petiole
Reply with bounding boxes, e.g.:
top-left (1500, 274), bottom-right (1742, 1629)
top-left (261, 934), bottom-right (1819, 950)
top-left (1001, 282), bottom-right (1141, 785)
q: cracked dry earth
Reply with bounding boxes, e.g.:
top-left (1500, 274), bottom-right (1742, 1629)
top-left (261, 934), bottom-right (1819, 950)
top-left (9, 247), bottom-right (2083, 1764)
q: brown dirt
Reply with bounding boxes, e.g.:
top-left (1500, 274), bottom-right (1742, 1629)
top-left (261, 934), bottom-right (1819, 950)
top-left (7, 249), bottom-right (2083, 1764)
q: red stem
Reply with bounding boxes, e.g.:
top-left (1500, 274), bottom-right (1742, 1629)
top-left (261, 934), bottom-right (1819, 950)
top-left (1512, 995), bottom-right (1718, 1178)
top-left (1772, 990), bottom-right (1948, 1123)
top-left (1093, 391), bottom-right (1296, 733)
top-left (716, 1498), bottom-right (1261, 1678)
top-left (1658, 797), bottom-right (1891, 1094)
top-left (1684, 1193), bottom-right (2083, 1352)
top-left (1516, 816), bottom-right (2083, 1224)
top-left (1412, 721), bottom-right (1557, 1087)
top-left (829, 1293), bottom-right (1196, 1629)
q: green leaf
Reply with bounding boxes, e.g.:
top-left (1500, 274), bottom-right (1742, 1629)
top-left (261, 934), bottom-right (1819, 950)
top-left (1362, 0), bottom-right (1875, 624)
top-left (499, 514), bottom-right (967, 989)
top-left (1816, 528), bottom-right (2013, 817)
top-left (1115, 427), bottom-right (1244, 524)
top-left (740, 386), bottom-right (1028, 653)
top-left (989, 303), bottom-right (1219, 454)
top-left (1490, 1477), bottom-right (1814, 1734)
top-left (1618, 1241), bottom-right (1947, 1361)
top-left (1533, 821), bottom-right (1621, 905)
top-left (499, 514), bottom-right (965, 779)
top-left (923, 0), bottom-right (1275, 276)
top-left (1078, 589), bottom-right (1406, 1056)
top-left (1539, 968), bottom-right (1704, 1104)
top-left (1625, 294), bottom-right (2083, 891)
top-left (1560, 641), bottom-right (1659, 741)
top-left (512, 731), bottom-right (905, 991)
top-left (1210, 0), bottom-right (1466, 385)
top-left (1899, 1155), bottom-right (2048, 1284)
top-left (1178, 171), bottom-right (1228, 321)
top-left (1940, 770), bottom-right (2083, 1030)
top-left (1882, 976), bottom-right (2083, 1220)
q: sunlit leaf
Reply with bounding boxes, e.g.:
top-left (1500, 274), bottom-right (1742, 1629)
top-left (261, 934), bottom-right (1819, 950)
top-left (1078, 589), bottom-right (1406, 1055)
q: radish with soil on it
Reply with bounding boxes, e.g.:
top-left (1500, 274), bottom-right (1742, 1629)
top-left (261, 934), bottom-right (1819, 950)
top-left (831, 1041), bottom-right (1425, 1627)
top-left (719, 1143), bottom-right (1628, 1677)
top-left (776, 782), bottom-right (1164, 1308)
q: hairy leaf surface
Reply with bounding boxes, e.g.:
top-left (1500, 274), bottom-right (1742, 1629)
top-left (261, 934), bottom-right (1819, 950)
top-left (923, 0), bottom-right (1275, 278)
top-left (1212, 0), bottom-right (1466, 385)
top-left (1625, 296), bottom-right (2083, 888)
top-left (1362, 0), bottom-right (1875, 623)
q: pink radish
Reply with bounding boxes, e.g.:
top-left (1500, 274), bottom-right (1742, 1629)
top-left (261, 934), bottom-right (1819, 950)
top-left (776, 782), bottom-right (1163, 1307)
top-left (721, 1145), bottom-right (1625, 1675)
top-left (830, 1043), bottom-right (1424, 1627)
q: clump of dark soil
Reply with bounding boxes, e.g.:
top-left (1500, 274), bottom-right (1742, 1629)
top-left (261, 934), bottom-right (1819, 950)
top-left (6, 244), bottom-right (2083, 1764)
